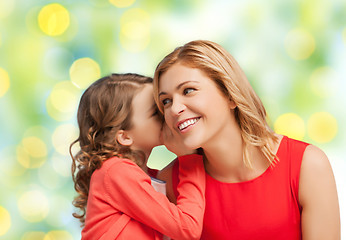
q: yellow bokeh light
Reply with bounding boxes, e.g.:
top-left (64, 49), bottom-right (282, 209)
top-left (22, 137), bottom-right (47, 158)
top-left (17, 145), bottom-right (46, 169)
top-left (109, 0), bottom-right (136, 8)
top-left (308, 112), bottom-right (338, 143)
top-left (50, 88), bottom-right (77, 113)
top-left (18, 190), bottom-right (49, 222)
top-left (44, 230), bottom-right (74, 240)
top-left (21, 231), bottom-right (45, 240)
top-left (46, 81), bottom-right (80, 121)
top-left (52, 124), bottom-right (78, 155)
top-left (274, 113), bottom-right (305, 140)
top-left (69, 58), bottom-right (101, 89)
top-left (343, 28), bottom-right (346, 45)
top-left (38, 3), bottom-right (70, 36)
top-left (285, 28), bottom-right (316, 60)
top-left (309, 66), bottom-right (338, 98)
top-left (0, 206), bottom-right (11, 236)
top-left (120, 8), bottom-right (150, 52)
top-left (0, 67), bottom-right (10, 97)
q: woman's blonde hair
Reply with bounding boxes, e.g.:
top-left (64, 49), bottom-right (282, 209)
top-left (153, 40), bottom-right (278, 168)
top-left (70, 73), bottom-right (152, 225)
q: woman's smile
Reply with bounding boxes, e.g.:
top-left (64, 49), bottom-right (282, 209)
top-left (177, 117), bottom-right (200, 132)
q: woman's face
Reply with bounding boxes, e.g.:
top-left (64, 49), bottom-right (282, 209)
top-left (158, 63), bottom-right (236, 150)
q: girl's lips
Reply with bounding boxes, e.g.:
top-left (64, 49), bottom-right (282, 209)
top-left (177, 117), bottom-right (200, 131)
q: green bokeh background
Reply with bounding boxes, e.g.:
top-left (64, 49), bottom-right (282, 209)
top-left (0, 0), bottom-right (345, 239)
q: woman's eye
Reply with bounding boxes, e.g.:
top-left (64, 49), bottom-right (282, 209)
top-left (183, 88), bottom-right (195, 95)
top-left (162, 98), bottom-right (171, 106)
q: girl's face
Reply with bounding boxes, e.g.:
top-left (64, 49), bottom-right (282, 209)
top-left (128, 84), bottom-right (162, 157)
top-left (158, 63), bottom-right (236, 150)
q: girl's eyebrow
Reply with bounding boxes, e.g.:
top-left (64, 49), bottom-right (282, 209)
top-left (158, 80), bottom-right (198, 97)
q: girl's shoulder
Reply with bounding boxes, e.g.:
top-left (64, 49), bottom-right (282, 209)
top-left (97, 156), bottom-right (141, 178)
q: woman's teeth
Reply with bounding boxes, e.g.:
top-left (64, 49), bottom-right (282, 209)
top-left (178, 118), bottom-right (199, 130)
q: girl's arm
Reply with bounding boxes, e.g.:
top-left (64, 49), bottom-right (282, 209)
top-left (157, 159), bottom-right (177, 204)
top-left (299, 145), bottom-right (340, 240)
top-left (105, 154), bottom-right (205, 240)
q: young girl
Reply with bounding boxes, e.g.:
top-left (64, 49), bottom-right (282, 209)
top-left (154, 40), bottom-right (340, 240)
top-left (70, 73), bottom-right (205, 240)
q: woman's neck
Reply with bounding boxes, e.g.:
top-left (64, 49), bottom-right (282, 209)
top-left (202, 126), bottom-right (270, 183)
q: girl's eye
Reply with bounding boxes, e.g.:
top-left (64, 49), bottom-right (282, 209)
top-left (162, 98), bottom-right (171, 106)
top-left (183, 88), bottom-right (195, 95)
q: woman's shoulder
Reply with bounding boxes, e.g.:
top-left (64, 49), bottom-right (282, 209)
top-left (301, 144), bottom-right (331, 171)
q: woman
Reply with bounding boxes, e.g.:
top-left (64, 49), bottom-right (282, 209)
top-left (153, 40), bottom-right (340, 240)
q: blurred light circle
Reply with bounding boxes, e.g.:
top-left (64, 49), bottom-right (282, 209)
top-left (0, 0), bottom-right (15, 19)
top-left (52, 124), bottom-right (78, 156)
top-left (38, 3), bottom-right (70, 36)
top-left (21, 231), bottom-right (46, 240)
top-left (51, 152), bottom-right (72, 177)
top-left (22, 137), bottom-right (47, 158)
top-left (308, 112), bottom-right (337, 143)
top-left (51, 89), bottom-right (77, 113)
top-left (46, 81), bottom-right (80, 121)
top-left (0, 67), bottom-right (10, 97)
top-left (0, 206), bottom-right (11, 236)
top-left (44, 230), bottom-right (74, 240)
top-left (109, 0), bottom-right (136, 8)
top-left (120, 8), bottom-right (150, 52)
top-left (285, 28), bottom-right (315, 60)
top-left (17, 144), bottom-right (46, 169)
top-left (18, 190), bottom-right (49, 223)
top-left (309, 66), bottom-right (338, 98)
top-left (274, 113), bottom-right (305, 140)
top-left (69, 58), bottom-right (101, 89)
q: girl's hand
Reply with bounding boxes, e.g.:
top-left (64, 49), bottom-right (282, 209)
top-left (161, 123), bottom-right (196, 157)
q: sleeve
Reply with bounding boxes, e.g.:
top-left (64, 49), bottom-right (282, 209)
top-left (104, 154), bottom-right (205, 240)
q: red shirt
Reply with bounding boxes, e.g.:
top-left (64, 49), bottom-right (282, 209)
top-left (172, 136), bottom-right (308, 239)
top-left (82, 154), bottom-right (205, 240)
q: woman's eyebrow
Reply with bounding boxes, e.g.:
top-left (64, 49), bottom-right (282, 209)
top-left (158, 80), bottom-right (198, 97)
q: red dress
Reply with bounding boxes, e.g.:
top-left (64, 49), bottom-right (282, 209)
top-left (171, 136), bottom-right (309, 239)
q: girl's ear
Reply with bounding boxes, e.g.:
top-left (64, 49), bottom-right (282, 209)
top-left (116, 130), bottom-right (133, 146)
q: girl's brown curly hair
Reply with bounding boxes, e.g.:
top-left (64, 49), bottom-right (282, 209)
top-left (69, 73), bottom-right (153, 225)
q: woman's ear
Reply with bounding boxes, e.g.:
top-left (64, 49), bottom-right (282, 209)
top-left (229, 99), bottom-right (237, 109)
top-left (116, 130), bottom-right (133, 146)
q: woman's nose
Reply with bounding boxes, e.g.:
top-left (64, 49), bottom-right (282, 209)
top-left (171, 99), bottom-right (185, 115)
